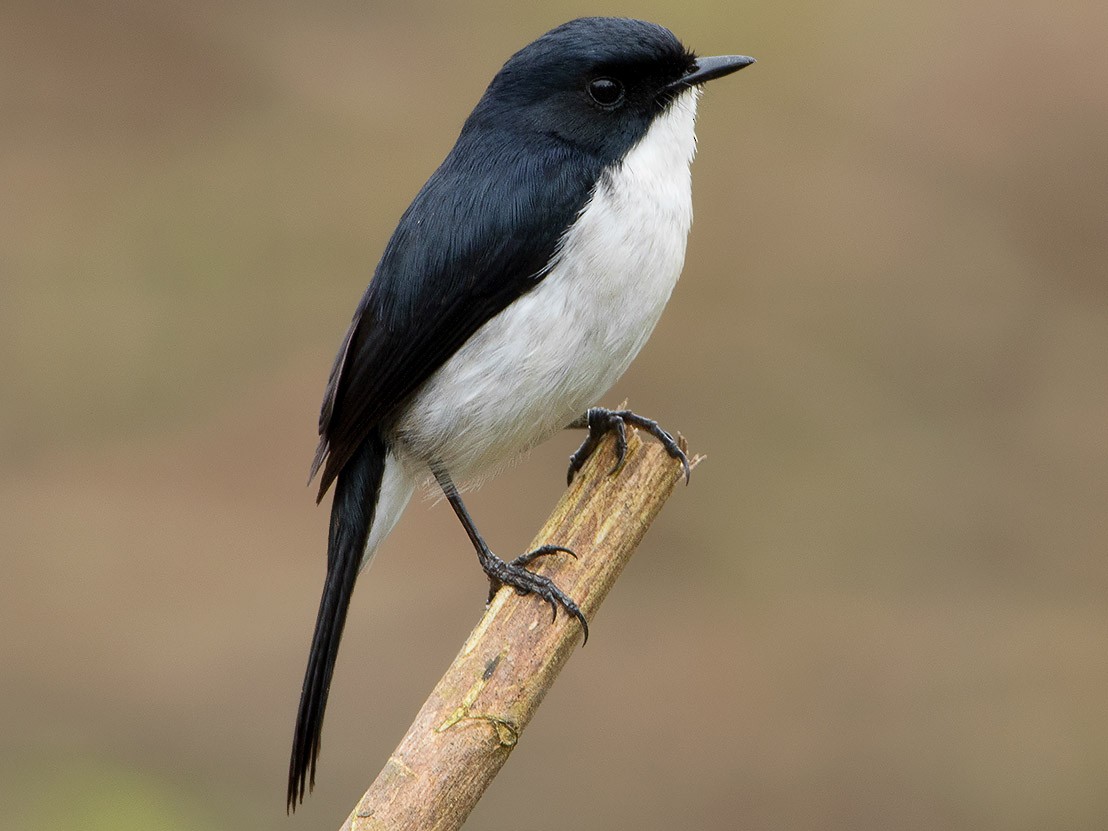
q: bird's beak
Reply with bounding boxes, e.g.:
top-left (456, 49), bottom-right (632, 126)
top-left (668, 55), bottom-right (756, 91)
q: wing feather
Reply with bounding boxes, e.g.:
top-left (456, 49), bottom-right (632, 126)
top-left (311, 132), bottom-right (604, 499)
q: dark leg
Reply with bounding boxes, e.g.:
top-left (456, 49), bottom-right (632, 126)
top-left (566, 407), bottom-right (691, 485)
top-left (432, 465), bottom-right (589, 643)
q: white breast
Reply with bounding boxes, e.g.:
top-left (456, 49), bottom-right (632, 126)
top-left (394, 88), bottom-right (701, 482)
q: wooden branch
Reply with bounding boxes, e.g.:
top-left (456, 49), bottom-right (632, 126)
top-left (340, 429), bottom-right (698, 831)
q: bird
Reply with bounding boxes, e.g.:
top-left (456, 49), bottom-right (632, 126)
top-left (287, 16), bottom-right (754, 809)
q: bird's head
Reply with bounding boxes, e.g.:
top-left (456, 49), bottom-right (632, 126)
top-left (467, 17), bottom-right (754, 161)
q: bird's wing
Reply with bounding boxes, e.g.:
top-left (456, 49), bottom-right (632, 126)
top-left (310, 136), bottom-right (603, 499)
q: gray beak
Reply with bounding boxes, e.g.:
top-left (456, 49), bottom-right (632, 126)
top-left (668, 54), bottom-right (756, 91)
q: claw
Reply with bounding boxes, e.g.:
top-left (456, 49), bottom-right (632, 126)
top-left (440, 465), bottom-right (589, 643)
top-left (566, 433), bottom-right (601, 485)
top-left (567, 407), bottom-right (691, 486)
top-left (607, 415), bottom-right (628, 476)
top-left (512, 544), bottom-right (577, 567)
top-left (478, 544), bottom-right (589, 644)
top-left (574, 609), bottom-right (590, 645)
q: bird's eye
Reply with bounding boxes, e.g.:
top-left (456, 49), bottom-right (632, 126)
top-left (587, 77), bottom-right (624, 108)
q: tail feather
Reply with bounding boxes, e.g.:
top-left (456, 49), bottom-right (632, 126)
top-left (287, 431), bottom-right (387, 812)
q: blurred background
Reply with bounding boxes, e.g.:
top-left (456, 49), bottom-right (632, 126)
top-left (3, 0), bottom-right (1106, 828)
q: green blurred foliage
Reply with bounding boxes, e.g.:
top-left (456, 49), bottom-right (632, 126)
top-left (12, 758), bottom-right (222, 831)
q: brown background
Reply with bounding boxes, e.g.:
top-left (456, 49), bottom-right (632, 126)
top-left (3, 1), bottom-right (1106, 829)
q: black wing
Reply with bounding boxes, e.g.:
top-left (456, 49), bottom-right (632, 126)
top-left (310, 130), bottom-right (605, 499)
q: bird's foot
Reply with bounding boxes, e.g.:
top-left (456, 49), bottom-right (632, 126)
top-left (566, 407), bottom-right (691, 485)
top-left (480, 544), bottom-right (588, 643)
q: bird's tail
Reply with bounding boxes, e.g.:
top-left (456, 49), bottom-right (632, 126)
top-left (287, 431), bottom-right (387, 811)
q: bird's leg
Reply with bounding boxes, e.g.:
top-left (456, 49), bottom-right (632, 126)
top-left (566, 406), bottom-right (691, 486)
top-left (432, 464), bottom-right (589, 643)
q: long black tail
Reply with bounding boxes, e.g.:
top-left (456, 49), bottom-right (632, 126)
top-left (287, 431), bottom-right (387, 811)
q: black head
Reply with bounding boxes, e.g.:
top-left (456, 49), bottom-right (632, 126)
top-left (464, 17), bottom-right (754, 162)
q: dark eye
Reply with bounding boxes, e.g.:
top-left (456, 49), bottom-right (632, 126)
top-left (587, 77), bottom-right (624, 107)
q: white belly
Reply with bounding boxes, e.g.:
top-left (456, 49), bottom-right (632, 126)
top-left (393, 89), bottom-right (700, 482)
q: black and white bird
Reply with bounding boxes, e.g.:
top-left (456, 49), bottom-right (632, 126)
top-left (287, 16), bottom-right (753, 809)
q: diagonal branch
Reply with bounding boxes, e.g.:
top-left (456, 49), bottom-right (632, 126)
top-left (341, 429), bottom-right (699, 831)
